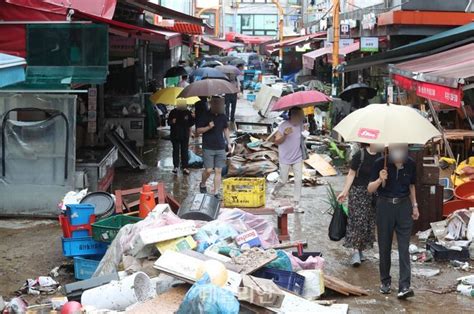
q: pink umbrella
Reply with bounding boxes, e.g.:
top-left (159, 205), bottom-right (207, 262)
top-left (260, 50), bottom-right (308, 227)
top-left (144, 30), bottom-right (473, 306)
top-left (271, 90), bottom-right (331, 111)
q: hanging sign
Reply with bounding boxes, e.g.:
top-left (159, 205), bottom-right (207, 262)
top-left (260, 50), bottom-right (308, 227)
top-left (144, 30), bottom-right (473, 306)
top-left (361, 37), bottom-right (378, 52)
top-left (340, 24), bottom-right (350, 38)
top-left (416, 81), bottom-right (462, 108)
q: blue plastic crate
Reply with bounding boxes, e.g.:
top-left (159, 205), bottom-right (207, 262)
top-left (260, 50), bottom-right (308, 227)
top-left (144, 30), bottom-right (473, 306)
top-left (62, 236), bottom-right (108, 257)
top-left (253, 267), bottom-right (305, 295)
top-left (73, 255), bottom-right (102, 280)
top-left (65, 204), bottom-right (95, 238)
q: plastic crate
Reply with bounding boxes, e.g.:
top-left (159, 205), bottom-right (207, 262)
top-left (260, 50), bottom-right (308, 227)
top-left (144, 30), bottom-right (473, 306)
top-left (62, 236), bottom-right (108, 257)
top-left (63, 204), bottom-right (96, 238)
top-left (92, 215), bottom-right (142, 243)
top-left (223, 177), bottom-right (266, 208)
top-left (253, 267), bottom-right (305, 295)
top-left (73, 255), bottom-right (102, 280)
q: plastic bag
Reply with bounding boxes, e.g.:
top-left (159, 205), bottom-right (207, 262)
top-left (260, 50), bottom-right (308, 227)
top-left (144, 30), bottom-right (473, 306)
top-left (328, 205), bottom-right (347, 241)
top-left (188, 150), bottom-right (203, 168)
top-left (467, 214), bottom-right (474, 242)
top-left (286, 252), bottom-right (324, 271)
top-left (193, 221), bottom-right (239, 253)
top-left (265, 250), bottom-right (292, 271)
top-left (177, 274), bottom-right (239, 314)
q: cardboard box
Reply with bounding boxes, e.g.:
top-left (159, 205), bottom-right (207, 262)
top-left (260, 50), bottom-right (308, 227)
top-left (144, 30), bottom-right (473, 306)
top-left (155, 236), bottom-right (197, 254)
top-left (235, 229), bottom-right (261, 248)
top-left (239, 275), bottom-right (285, 308)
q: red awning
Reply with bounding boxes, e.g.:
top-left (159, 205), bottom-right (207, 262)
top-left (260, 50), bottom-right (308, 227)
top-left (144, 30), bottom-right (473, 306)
top-left (226, 32), bottom-right (273, 45)
top-left (391, 43), bottom-right (474, 88)
top-left (267, 32), bottom-right (326, 50)
top-left (4, 0), bottom-right (117, 19)
top-left (75, 11), bottom-right (180, 44)
top-left (162, 22), bottom-right (202, 35)
top-left (201, 37), bottom-right (243, 50)
top-left (393, 74), bottom-right (463, 108)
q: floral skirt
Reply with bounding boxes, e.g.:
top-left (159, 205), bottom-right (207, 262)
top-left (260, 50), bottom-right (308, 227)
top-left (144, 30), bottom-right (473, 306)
top-left (343, 185), bottom-right (376, 250)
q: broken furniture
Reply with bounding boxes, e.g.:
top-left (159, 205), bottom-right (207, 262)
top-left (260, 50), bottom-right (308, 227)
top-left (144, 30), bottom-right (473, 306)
top-left (76, 146), bottom-right (118, 192)
top-left (114, 183), bottom-right (180, 213)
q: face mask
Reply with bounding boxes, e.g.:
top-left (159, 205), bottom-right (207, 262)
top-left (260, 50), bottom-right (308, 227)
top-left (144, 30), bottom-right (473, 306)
top-left (389, 148), bottom-right (407, 162)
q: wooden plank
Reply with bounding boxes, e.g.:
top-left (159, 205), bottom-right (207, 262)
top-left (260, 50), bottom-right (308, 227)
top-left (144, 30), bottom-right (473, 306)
top-left (304, 154), bottom-right (337, 177)
top-left (323, 274), bottom-right (368, 296)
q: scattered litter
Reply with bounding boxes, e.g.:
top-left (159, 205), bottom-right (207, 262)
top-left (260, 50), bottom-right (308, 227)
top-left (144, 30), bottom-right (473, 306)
top-left (355, 299), bottom-right (377, 305)
top-left (417, 228), bottom-right (432, 242)
top-left (412, 267), bottom-right (440, 277)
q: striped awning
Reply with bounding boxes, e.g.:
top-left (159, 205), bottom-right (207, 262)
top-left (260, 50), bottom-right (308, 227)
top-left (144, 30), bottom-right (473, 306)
top-left (163, 22), bottom-right (203, 35)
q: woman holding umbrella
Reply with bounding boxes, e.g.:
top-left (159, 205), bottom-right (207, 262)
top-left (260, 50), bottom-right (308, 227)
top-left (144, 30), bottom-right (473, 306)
top-left (337, 144), bottom-right (383, 266)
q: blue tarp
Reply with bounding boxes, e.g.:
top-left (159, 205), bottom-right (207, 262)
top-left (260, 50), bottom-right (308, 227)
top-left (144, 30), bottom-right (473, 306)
top-left (0, 53), bottom-right (26, 88)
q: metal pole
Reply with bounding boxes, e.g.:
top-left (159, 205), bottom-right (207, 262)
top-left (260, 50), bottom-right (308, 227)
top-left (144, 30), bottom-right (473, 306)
top-left (331, 0), bottom-right (340, 96)
top-left (221, 0), bottom-right (226, 39)
top-left (272, 0), bottom-right (284, 78)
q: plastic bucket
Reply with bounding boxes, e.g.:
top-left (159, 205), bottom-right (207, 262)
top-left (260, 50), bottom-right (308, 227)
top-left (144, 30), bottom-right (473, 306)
top-left (80, 192), bottom-right (115, 219)
top-left (454, 181), bottom-right (474, 201)
top-left (443, 199), bottom-right (474, 218)
top-left (81, 272), bottom-right (154, 311)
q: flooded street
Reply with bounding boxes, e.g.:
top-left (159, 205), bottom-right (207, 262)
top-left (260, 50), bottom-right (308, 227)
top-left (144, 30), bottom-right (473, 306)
top-left (0, 100), bottom-right (472, 312)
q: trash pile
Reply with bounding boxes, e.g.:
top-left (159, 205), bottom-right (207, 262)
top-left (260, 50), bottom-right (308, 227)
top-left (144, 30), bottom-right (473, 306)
top-left (229, 131), bottom-right (349, 185)
top-left (1, 183), bottom-right (369, 313)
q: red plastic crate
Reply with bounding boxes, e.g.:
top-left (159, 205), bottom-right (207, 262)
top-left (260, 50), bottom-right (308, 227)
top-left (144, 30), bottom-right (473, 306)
top-left (59, 214), bottom-right (96, 238)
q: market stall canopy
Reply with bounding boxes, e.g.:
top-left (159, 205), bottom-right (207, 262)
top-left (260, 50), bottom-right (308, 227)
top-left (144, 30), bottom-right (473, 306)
top-left (333, 103), bottom-right (441, 144)
top-left (201, 37), bottom-right (244, 51)
top-left (226, 33), bottom-right (273, 45)
top-left (390, 43), bottom-right (474, 89)
top-left (0, 53), bottom-right (26, 87)
top-left (303, 42), bottom-right (360, 69)
top-left (266, 32), bottom-right (326, 52)
top-left (342, 22), bottom-right (474, 72)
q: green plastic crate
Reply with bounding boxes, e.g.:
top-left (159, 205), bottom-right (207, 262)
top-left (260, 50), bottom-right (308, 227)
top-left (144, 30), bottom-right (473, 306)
top-left (92, 215), bottom-right (142, 243)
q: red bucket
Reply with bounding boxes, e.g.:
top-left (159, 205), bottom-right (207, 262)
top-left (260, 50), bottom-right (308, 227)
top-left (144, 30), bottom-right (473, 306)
top-left (454, 181), bottom-right (474, 201)
top-left (443, 199), bottom-right (474, 218)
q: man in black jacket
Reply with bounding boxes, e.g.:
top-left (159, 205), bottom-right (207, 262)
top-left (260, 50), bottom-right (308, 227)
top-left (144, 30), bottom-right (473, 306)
top-left (168, 102), bottom-right (195, 175)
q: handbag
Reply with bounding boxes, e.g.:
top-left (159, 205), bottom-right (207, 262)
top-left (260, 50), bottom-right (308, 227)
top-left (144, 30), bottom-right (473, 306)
top-left (328, 204), bottom-right (347, 241)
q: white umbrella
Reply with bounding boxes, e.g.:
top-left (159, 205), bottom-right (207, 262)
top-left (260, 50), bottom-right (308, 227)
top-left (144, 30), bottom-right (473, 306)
top-left (333, 103), bottom-right (441, 144)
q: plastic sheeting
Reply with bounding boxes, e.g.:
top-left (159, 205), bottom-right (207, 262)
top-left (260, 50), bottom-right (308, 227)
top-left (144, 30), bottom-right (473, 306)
top-left (0, 93), bottom-right (76, 216)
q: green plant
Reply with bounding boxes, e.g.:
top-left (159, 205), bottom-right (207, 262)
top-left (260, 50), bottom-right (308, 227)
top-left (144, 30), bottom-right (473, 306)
top-left (325, 183), bottom-right (348, 216)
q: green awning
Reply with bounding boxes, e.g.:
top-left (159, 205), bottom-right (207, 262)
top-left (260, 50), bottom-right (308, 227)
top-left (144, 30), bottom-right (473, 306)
top-left (342, 22), bottom-right (474, 72)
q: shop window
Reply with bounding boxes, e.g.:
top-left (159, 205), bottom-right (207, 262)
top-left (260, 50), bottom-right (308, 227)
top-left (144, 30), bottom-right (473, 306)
top-left (25, 24), bottom-right (108, 86)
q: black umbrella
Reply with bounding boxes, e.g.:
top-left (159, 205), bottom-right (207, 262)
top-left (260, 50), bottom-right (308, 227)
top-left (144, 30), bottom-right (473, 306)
top-left (201, 60), bottom-right (224, 68)
top-left (339, 83), bottom-right (376, 102)
top-left (164, 66), bottom-right (188, 78)
top-left (229, 58), bottom-right (245, 66)
top-left (190, 68), bottom-right (229, 81)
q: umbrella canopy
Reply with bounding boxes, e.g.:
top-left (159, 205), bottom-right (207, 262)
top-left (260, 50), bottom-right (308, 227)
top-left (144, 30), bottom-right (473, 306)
top-left (164, 66), bottom-right (188, 78)
top-left (339, 83), bottom-right (376, 102)
top-left (150, 87), bottom-right (199, 105)
top-left (178, 79), bottom-right (239, 97)
top-left (201, 60), bottom-right (224, 68)
top-left (190, 68), bottom-right (229, 81)
top-left (271, 90), bottom-right (331, 112)
top-left (215, 65), bottom-right (242, 76)
top-left (230, 58), bottom-right (245, 66)
top-left (220, 56), bottom-right (239, 64)
top-left (333, 103), bottom-right (441, 144)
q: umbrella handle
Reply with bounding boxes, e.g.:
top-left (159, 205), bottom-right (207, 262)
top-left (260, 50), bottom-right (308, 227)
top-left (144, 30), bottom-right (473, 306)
top-left (382, 147), bottom-right (388, 188)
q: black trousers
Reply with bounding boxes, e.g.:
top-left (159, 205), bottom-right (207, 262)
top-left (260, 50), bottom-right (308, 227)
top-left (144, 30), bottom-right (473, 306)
top-left (225, 93), bottom-right (238, 121)
top-left (171, 139), bottom-right (189, 168)
top-left (376, 197), bottom-right (413, 290)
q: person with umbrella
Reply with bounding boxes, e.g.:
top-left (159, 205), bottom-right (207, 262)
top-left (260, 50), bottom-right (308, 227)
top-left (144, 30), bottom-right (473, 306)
top-left (168, 100), bottom-right (195, 175)
top-left (337, 143), bottom-right (383, 266)
top-left (333, 103), bottom-right (440, 300)
top-left (196, 96), bottom-right (232, 198)
top-left (368, 144), bottom-right (419, 299)
top-left (270, 107), bottom-right (306, 213)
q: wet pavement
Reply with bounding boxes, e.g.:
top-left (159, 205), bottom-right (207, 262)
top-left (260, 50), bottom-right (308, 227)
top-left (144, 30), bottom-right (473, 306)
top-left (0, 99), bottom-right (472, 312)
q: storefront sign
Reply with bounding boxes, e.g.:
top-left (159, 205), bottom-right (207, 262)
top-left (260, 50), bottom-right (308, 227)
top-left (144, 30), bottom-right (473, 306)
top-left (416, 81), bottom-right (462, 108)
top-left (361, 12), bottom-right (376, 30)
top-left (340, 24), bottom-right (350, 38)
top-left (324, 39), bottom-right (354, 48)
top-left (361, 37), bottom-right (378, 52)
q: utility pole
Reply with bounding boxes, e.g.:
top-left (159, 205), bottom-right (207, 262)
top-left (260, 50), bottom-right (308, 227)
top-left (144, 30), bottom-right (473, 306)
top-left (331, 0), bottom-right (340, 96)
top-left (221, 0), bottom-right (226, 39)
top-left (272, 0), bottom-right (284, 78)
